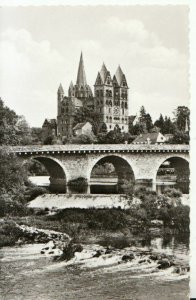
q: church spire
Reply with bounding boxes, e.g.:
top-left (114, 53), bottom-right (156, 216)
top-left (76, 52), bottom-right (87, 87)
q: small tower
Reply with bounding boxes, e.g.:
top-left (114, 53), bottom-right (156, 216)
top-left (68, 81), bottom-right (74, 97)
top-left (57, 83), bottom-right (64, 116)
top-left (94, 63), bottom-right (113, 132)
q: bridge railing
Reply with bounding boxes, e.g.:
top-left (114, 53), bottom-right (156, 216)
top-left (6, 144), bottom-right (190, 154)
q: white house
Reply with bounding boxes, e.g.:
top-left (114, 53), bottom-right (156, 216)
top-left (132, 132), bottom-right (166, 144)
top-left (73, 121), bottom-right (93, 136)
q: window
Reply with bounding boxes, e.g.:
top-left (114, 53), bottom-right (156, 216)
top-left (122, 126), bottom-right (124, 130)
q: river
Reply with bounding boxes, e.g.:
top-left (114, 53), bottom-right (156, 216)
top-left (0, 235), bottom-right (189, 300)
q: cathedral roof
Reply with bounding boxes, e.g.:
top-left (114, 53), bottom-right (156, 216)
top-left (70, 97), bottom-right (83, 107)
top-left (115, 65), bottom-right (124, 86)
top-left (76, 52), bottom-right (87, 87)
top-left (58, 83), bottom-right (64, 94)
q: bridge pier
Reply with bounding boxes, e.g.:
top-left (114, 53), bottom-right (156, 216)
top-left (49, 177), bottom-right (67, 193)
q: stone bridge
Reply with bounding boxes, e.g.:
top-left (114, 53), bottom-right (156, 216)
top-left (9, 144), bottom-right (189, 193)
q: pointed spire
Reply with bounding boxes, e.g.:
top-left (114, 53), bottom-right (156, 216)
top-left (76, 52), bottom-right (87, 87)
top-left (100, 63), bottom-right (108, 83)
top-left (58, 83), bottom-right (64, 94)
top-left (115, 65), bottom-right (124, 86)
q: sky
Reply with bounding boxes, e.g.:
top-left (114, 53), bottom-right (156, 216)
top-left (0, 5), bottom-right (189, 127)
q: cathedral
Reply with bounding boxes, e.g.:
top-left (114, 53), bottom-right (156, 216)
top-left (55, 53), bottom-right (129, 138)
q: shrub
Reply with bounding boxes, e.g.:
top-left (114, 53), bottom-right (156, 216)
top-left (0, 220), bottom-right (23, 247)
top-left (25, 186), bottom-right (49, 201)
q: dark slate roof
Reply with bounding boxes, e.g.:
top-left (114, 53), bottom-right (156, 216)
top-left (115, 65), bottom-right (124, 86)
top-left (100, 63), bottom-right (108, 83)
top-left (133, 132), bottom-right (162, 144)
top-left (58, 83), bottom-right (64, 94)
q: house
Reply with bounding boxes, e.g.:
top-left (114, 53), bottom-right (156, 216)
top-left (132, 132), bottom-right (166, 144)
top-left (73, 121), bottom-right (93, 136)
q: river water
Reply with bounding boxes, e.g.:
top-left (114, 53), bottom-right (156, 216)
top-left (0, 236), bottom-right (189, 300)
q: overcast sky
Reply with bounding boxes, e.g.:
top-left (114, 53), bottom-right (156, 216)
top-left (0, 5), bottom-right (189, 127)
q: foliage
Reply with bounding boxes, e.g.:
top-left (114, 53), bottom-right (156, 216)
top-left (24, 159), bottom-right (49, 176)
top-left (70, 133), bottom-right (97, 144)
top-left (49, 207), bottom-right (130, 231)
top-left (154, 114), bottom-right (175, 134)
top-left (0, 220), bottom-right (23, 247)
top-left (73, 107), bottom-right (100, 135)
top-left (31, 127), bottom-right (43, 144)
top-left (125, 187), bottom-right (189, 233)
top-left (0, 149), bottom-right (32, 217)
top-left (92, 163), bottom-right (115, 176)
top-left (68, 177), bottom-right (88, 187)
top-left (25, 186), bottom-right (49, 202)
top-left (43, 135), bottom-right (62, 145)
top-left (129, 106), bottom-right (153, 135)
top-left (173, 106), bottom-right (190, 132)
top-left (0, 98), bottom-right (32, 145)
top-left (168, 130), bottom-right (189, 144)
top-left (97, 130), bottom-right (134, 144)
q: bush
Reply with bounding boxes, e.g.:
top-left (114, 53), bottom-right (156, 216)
top-left (48, 208), bottom-right (130, 231)
top-left (25, 186), bottom-right (49, 201)
top-left (0, 220), bottom-right (23, 247)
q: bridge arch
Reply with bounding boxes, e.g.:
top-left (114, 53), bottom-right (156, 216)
top-left (28, 156), bottom-right (67, 193)
top-left (89, 155), bottom-right (135, 194)
top-left (155, 155), bottom-right (190, 194)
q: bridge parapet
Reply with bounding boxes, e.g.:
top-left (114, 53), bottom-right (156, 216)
top-left (8, 144), bottom-right (189, 156)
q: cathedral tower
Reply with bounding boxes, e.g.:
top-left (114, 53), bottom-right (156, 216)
top-left (94, 63), bottom-right (113, 132)
top-left (113, 65), bottom-right (129, 132)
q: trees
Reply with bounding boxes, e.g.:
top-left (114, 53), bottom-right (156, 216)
top-left (130, 106), bottom-right (153, 135)
top-left (173, 106), bottom-right (190, 132)
top-left (73, 107), bottom-right (100, 135)
top-left (154, 114), bottom-right (164, 133)
top-left (0, 98), bottom-right (32, 145)
top-left (0, 149), bottom-right (29, 216)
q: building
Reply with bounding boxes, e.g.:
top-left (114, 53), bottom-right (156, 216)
top-left (56, 53), bottom-right (129, 138)
top-left (132, 132), bottom-right (166, 144)
top-left (73, 121), bottom-right (93, 136)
